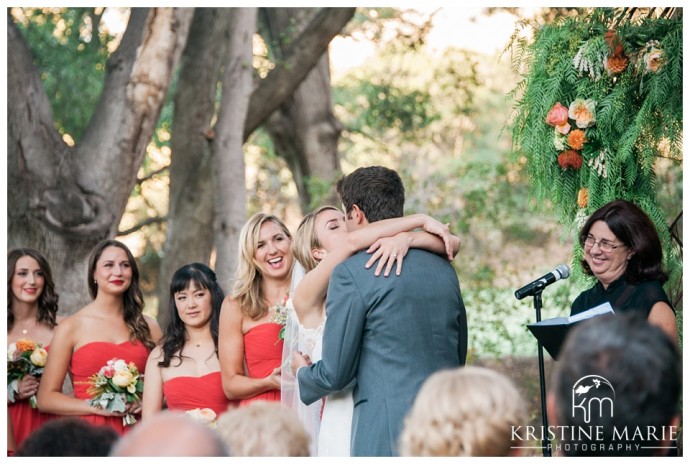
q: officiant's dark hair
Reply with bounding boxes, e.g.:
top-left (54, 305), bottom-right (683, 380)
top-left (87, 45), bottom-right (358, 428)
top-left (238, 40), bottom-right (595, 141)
top-left (336, 166), bottom-right (404, 223)
top-left (159, 263), bottom-right (225, 368)
top-left (551, 313), bottom-right (680, 456)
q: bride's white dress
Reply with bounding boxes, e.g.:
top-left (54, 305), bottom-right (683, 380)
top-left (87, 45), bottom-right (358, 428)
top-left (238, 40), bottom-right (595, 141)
top-left (310, 317), bottom-right (354, 457)
top-left (281, 303), bottom-right (353, 456)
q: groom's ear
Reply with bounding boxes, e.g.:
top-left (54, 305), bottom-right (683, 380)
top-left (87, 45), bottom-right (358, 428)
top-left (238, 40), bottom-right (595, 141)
top-left (350, 204), bottom-right (367, 224)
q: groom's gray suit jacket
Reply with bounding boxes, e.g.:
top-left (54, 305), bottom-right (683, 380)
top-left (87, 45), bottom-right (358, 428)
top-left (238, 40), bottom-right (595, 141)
top-left (298, 249), bottom-right (467, 456)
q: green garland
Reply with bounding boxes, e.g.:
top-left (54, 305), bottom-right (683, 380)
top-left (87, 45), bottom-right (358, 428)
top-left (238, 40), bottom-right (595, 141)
top-left (509, 9), bottom-right (682, 289)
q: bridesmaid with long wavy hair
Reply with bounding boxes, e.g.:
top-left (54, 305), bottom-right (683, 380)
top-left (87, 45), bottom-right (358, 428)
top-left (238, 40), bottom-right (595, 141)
top-left (7, 248), bottom-right (61, 448)
top-left (219, 213), bottom-right (294, 405)
top-left (37, 239), bottom-right (161, 435)
top-left (142, 263), bottom-right (235, 418)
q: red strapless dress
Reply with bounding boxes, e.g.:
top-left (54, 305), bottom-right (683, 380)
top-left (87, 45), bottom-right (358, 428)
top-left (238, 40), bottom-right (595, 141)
top-left (163, 371), bottom-right (235, 416)
top-left (239, 323), bottom-right (283, 406)
top-left (70, 340), bottom-right (150, 435)
top-left (8, 345), bottom-right (58, 447)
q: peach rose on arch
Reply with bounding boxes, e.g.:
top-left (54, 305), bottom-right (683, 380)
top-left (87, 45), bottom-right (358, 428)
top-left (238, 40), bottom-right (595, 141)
top-left (568, 99), bottom-right (597, 129)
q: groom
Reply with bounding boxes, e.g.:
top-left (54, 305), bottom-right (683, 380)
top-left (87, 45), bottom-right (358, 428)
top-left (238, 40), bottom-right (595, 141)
top-left (295, 166), bottom-right (467, 456)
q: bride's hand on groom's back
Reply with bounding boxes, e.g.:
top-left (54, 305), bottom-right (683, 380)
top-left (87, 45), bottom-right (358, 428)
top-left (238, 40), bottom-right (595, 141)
top-left (365, 234), bottom-right (409, 277)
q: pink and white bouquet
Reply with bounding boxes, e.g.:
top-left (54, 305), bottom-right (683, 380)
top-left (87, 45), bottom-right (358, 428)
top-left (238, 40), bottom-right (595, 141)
top-left (86, 358), bottom-right (143, 426)
top-left (7, 338), bottom-right (48, 408)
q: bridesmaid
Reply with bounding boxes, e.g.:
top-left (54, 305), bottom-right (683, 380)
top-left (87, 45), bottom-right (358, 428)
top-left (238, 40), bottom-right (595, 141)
top-left (37, 239), bottom-right (161, 435)
top-left (7, 248), bottom-right (61, 447)
top-left (219, 213), bottom-right (293, 405)
top-left (142, 263), bottom-right (235, 419)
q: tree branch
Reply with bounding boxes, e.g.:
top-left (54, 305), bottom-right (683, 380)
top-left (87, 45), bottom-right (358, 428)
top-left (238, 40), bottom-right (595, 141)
top-left (137, 165), bottom-right (169, 185)
top-left (244, 7), bottom-right (356, 139)
top-left (118, 216), bottom-right (168, 236)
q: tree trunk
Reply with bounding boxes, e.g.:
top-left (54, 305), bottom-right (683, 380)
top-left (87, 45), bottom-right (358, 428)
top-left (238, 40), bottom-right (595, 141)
top-left (261, 8), bottom-right (343, 212)
top-left (211, 8), bottom-right (257, 292)
top-left (155, 8), bottom-right (232, 323)
top-left (7, 8), bottom-right (193, 315)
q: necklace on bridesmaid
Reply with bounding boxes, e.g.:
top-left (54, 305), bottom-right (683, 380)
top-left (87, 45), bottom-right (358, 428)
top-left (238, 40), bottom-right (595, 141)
top-left (15, 319), bottom-right (35, 335)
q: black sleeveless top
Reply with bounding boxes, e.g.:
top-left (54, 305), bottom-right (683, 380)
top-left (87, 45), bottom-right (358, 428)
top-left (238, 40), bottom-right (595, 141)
top-left (570, 277), bottom-right (673, 318)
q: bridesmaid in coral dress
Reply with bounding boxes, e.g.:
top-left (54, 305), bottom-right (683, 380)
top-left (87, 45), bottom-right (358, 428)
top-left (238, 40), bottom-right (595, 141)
top-left (37, 240), bottom-right (161, 436)
top-left (7, 248), bottom-right (61, 448)
top-left (219, 213), bottom-right (293, 405)
top-left (142, 263), bottom-right (235, 419)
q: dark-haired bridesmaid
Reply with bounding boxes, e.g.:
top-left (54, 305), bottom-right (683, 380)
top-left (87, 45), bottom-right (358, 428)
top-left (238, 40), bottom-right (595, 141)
top-left (7, 248), bottom-right (61, 447)
top-left (37, 239), bottom-right (161, 435)
top-left (142, 263), bottom-right (235, 419)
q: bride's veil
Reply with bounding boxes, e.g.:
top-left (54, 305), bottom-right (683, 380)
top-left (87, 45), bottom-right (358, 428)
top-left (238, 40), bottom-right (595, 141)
top-left (280, 261), bottom-right (321, 455)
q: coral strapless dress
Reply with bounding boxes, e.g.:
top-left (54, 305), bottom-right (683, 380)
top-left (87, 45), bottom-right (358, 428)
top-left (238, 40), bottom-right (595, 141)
top-left (239, 323), bottom-right (283, 406)
top-left (163, 371), bottom-right (235, 416)
top-left (70, 340), bottom-right (150, 435)
top-left (8, 345), bottom-right (58, 447)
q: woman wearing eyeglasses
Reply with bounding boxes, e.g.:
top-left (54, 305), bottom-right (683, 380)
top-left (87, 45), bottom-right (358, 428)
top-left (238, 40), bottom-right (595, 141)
top-left (570, 199), bottom-right (677, 343)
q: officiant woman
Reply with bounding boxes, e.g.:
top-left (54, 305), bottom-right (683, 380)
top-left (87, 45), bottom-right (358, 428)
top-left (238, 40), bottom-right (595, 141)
top-left (570, 199), bottom-right (677, 343)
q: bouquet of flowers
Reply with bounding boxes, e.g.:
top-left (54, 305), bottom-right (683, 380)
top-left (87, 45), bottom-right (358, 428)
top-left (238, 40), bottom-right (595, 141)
top-left (86, 358), bottom-right (143, 426)
top-left (269, 293), bottom-right (290, 341)
top-left (7, 338), bottom-right (48, 408)
top-left (185, 407), bottom-right (218, 428)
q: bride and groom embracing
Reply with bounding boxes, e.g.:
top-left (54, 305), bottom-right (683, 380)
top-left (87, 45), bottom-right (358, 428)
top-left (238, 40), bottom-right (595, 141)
top-left (282, 165), bottom-right (468, 457)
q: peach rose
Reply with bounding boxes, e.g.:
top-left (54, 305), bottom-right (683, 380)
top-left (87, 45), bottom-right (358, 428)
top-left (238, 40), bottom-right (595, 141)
top-left (545, 102), bottom-right (569, 127)
top-left (186, 407), bottom-right (217, 425)
top-left (644, 48), bottom-right (664, 73)
top-left (568, 99), bottom-right (597, 129)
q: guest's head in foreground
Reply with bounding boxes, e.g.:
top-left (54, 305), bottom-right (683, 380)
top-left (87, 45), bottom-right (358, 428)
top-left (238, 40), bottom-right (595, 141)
top-left (16, 418), bottom-right (118, 456)
top-left (216, 401), bottom-right (310, 456)
top-left (110, 410), bottom-right (228, 456)
top-left (548, 313), bottom-right (681, 456)
top-left (399, 365), bottom-right (527, 456)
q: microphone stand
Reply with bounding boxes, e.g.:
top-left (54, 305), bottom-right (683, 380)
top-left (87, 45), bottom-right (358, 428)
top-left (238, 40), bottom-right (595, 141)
top-left (532, 289), bottom-right (551, 457)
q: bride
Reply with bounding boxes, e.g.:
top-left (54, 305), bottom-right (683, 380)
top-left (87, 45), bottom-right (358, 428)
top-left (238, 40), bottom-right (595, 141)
top-left (282, 206), bottom-right (459, 456)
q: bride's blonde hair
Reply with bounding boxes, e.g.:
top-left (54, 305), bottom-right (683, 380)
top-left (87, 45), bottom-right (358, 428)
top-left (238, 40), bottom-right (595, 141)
top-left (231, 213), bottom-right (292, 320)
top-left (292, 206), bottom-right (340, 273)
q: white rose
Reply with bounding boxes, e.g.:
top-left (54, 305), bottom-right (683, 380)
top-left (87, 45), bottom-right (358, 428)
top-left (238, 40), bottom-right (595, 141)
top-left (112, 359), bottom-right (129, 372)
top-left (30, 348), bottom-right (48, 367)
top-left (8, 343), bottom-right (17, 361)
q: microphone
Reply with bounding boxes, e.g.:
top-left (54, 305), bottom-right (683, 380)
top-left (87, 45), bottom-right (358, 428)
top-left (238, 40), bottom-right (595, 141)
top-left (514, 264), bottom-right (571, 300)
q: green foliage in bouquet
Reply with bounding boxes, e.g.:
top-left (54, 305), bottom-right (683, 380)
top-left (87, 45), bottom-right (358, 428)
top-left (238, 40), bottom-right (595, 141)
top-left (507, 8), bottom-right (682, 293)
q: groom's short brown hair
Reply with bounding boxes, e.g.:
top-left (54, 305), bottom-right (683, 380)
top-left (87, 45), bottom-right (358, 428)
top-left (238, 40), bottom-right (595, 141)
top-left (336, 165), bottom-right (404, 223)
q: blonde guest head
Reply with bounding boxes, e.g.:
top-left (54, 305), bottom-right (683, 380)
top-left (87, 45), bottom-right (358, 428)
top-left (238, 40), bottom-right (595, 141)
top-left (400, 366), bottom-right (527, 457)
top-left (216, 401), bottom-right (310, 456)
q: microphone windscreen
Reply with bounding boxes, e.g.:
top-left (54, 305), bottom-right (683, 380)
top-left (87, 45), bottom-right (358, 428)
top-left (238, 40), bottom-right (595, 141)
top-left (555, 264), bottom-right (571, 279)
